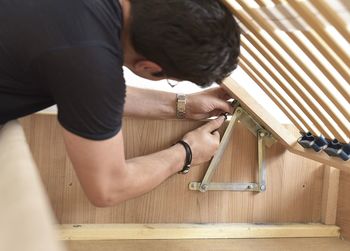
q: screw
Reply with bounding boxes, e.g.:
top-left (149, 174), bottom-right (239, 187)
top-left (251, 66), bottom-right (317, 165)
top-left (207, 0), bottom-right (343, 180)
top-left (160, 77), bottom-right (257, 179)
top-left (200, 184), bottom-right (208, 192)
top-left (260, 185), bottom-right (266, 191)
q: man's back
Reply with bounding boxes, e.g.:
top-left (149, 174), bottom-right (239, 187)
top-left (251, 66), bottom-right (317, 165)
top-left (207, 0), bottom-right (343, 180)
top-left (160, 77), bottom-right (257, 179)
top-left (0, 0), bottom-right (126, 140)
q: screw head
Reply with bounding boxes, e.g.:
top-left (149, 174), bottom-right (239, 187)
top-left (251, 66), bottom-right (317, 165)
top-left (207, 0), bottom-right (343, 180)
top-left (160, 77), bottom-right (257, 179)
top-left (199, 184), bottom-right (208, 192)
top-left (260, 185), bottom-right (266, 191)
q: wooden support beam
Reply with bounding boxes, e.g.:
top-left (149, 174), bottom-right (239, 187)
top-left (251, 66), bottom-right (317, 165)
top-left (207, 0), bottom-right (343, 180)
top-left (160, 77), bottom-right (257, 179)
top-left (59, 223), bottom-right (340, 241)
top-left (222, 77), bottom-right (350, 172)
top-left (321, 166), bottom-right (340, 225)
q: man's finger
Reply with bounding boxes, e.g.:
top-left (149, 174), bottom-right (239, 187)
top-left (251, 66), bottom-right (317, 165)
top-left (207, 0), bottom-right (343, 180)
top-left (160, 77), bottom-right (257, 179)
top-left (211, 99), bottom-right (234, 114)
top-left (200, 116), bottom-right (225, 132)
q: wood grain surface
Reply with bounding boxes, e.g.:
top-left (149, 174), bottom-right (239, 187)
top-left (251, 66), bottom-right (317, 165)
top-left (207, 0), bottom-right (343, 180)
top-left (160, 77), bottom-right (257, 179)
top-left (20, 114), bottom-right (324, 224)
top-left (65, 238), bottom-right (350, 251)
top-left (337, 171), bottom-right (350, 240)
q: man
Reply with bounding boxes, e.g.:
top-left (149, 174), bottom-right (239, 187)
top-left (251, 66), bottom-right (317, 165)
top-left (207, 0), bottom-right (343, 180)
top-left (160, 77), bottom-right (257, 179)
top-left (0, 0), bottom-right (240, 207)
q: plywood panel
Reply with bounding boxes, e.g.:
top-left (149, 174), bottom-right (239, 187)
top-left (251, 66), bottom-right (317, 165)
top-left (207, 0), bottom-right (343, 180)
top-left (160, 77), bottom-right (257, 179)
top-left (20, 114), bottom-right (324, 224)
top-left (337, 171), bottom-right (350, 240)
top-left (66, 238), bottom-right (350, 251)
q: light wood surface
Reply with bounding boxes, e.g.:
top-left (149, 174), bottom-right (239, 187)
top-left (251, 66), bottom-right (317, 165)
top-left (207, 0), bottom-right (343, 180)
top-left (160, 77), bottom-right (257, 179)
top-left (239, 61), bottom-right (306, 132)
top-left (222, 78), bottom-right (350, 171)
top-left (226, 1), bottom-right (350, 143)
top-left (65, 238), bottom-right (350, 251)
top-left (337, 171), bottom-right (350, 240)
top-left (59, 223), bottom-right (340, 240)
top-left (20, 114), bottom-right (324, 224)
top-left (321, 166), bottom-right (340, 225)
top-left (0, 121), bottom-right (66, 251)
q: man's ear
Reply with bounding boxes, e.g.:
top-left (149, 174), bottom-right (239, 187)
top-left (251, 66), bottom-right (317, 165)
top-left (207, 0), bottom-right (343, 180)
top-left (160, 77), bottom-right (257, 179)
top-left (134, 60), bottom-right (165, 80)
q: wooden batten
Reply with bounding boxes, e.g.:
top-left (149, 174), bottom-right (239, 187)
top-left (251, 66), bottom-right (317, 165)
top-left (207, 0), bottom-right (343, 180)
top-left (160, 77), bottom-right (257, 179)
top-left (240, 45), bottom-right (326, 137)
top-left (59, 224), bottom-right (340, 241)
top-left (234, 0), bottom-right (349, 143)
top-left (309, 0), bottom-right (350, 43)
top-left (282, 0), bottom-right (350, 65)
top-left (321, 166), bottom-right (340, 225)
top-left (239, 61), bottom-right (306, 133)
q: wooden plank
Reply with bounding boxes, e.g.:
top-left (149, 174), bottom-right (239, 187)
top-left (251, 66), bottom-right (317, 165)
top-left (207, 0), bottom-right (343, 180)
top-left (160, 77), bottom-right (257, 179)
top-left (20, 114), bottom-right (325, 224)
top-left (0, 121), bottom-right (65, 251)
top-left (222, 77), bottom-right (296, 148)
top-left (337, 171), bottom-right (350, 240)
top-left (66, 238), bottom-right (350, 251)
top-left (59, 224), bottom-right (340, 240)
top-left (222, 77), bottom-right (350, 171)
top-left (321, 166), bottom-right (340, 225)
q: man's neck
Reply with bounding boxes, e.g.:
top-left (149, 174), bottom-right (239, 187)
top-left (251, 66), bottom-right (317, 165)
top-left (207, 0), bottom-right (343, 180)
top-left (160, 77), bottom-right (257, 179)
top-left (119, 0), bottom-right (140, 68)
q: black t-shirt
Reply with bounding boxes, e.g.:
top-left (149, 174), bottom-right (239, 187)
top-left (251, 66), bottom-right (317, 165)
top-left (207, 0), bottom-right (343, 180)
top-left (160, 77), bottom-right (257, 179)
top-left (0, 0), bottom-right (126, 140)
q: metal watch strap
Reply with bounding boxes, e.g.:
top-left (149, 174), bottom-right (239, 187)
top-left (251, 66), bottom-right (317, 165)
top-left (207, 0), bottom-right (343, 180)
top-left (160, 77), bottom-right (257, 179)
top-left (176, 94), bottom-right (186, 119)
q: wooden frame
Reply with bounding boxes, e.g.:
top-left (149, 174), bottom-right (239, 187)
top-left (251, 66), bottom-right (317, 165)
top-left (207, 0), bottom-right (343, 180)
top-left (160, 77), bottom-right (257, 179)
top-left (222, 78), bottom-right (350, 172)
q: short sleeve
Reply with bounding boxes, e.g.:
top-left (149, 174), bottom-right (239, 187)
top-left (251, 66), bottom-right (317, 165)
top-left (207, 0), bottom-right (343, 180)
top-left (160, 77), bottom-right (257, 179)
top-left (37, 45), bottom-right (126, 140)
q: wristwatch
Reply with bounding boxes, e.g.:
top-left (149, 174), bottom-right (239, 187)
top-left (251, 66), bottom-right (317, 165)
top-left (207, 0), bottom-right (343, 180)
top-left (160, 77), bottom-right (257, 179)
top-left (176, 94), bottom-right (186, 119)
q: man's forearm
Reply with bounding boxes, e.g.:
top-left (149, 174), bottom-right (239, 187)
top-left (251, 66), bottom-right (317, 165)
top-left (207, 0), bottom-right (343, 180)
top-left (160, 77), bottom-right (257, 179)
top-left (103, 144), bottom-right (186, 206)
top-left (124, 86), bottom-right (177, 119)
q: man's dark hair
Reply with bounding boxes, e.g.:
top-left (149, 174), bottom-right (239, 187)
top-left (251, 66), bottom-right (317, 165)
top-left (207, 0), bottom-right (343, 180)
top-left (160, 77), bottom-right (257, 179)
top-left (129, 0), bottom-right (241, 87)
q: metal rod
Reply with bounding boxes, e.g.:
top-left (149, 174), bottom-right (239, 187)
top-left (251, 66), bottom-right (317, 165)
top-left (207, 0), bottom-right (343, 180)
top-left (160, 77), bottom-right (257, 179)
top-left (199, 107), bottom-right (242, 192)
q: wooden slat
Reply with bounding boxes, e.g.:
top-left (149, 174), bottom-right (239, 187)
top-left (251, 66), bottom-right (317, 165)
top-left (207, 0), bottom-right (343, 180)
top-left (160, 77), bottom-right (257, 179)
top-left (282, 0), bottom-right (350, 65)
top-left (321, 166), bottom-right (340, 225)
top-left (309, 0), bottom-right (350, 42)
top-left (239, 57), bottom-right (309, 132)
top-left (235, 0), bottom-right (349, 143)
top-left (268, 0), bottom-right (350, 93)
top-left (255, 0), bottom-right (350, 121)
top-left (59, 224), bottom-right (340, 240)
top-left (239, 61), bottom-right (306, 132)
top-left (224, 3), bottom-right (348, 142)
top-left (241, 43), bottom-right (328, 136)
top-left (287, 32), bottom-right (350, 105)
top-left (222, 77), bottom-right (350, 172)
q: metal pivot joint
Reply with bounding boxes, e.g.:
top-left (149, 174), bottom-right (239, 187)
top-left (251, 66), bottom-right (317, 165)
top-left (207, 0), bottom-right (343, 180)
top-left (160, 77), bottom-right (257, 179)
top-left (189, 107), bottom-right (272, 193)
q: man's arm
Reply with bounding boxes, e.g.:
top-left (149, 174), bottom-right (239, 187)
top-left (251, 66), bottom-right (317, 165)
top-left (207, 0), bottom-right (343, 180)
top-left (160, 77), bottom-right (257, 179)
top-left (124, 86), bottom-right (233, 119)
top-left (62, 116), bottom-right (225, 207)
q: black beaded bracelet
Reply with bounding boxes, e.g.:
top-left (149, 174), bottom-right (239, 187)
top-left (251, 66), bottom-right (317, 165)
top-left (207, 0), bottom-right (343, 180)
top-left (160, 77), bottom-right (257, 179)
top-left (176, 140), bottom-right (192, 174)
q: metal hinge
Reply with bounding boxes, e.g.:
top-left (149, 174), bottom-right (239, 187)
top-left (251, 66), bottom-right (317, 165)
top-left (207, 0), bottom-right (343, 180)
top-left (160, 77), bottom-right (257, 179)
top-left (189, 106), bottom-right (275, 193)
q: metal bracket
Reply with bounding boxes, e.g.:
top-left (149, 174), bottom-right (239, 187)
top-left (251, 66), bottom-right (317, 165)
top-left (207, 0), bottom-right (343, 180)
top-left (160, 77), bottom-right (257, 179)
top-left (189, 107), bottom-right (272, 193)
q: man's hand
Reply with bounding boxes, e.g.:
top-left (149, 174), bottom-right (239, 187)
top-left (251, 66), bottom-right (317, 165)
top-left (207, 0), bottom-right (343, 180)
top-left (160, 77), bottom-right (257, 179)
top-left (186, 87), bottom-right (234, 120)
top-left (182, 116), bottom-right (225, 165)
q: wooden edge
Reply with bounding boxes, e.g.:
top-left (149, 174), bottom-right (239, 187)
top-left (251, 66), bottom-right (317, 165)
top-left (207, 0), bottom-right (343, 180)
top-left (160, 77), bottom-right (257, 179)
top-left (321, 166), bottom-right (340, 225)
top-left (289, 144), bottom-right (350, 172)
top-left (222, 77), bottom-right (296, 148)
top-left (222, 77), bottom-right (350, 171)
top-left (59, 223), bottom-right (340, 241)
